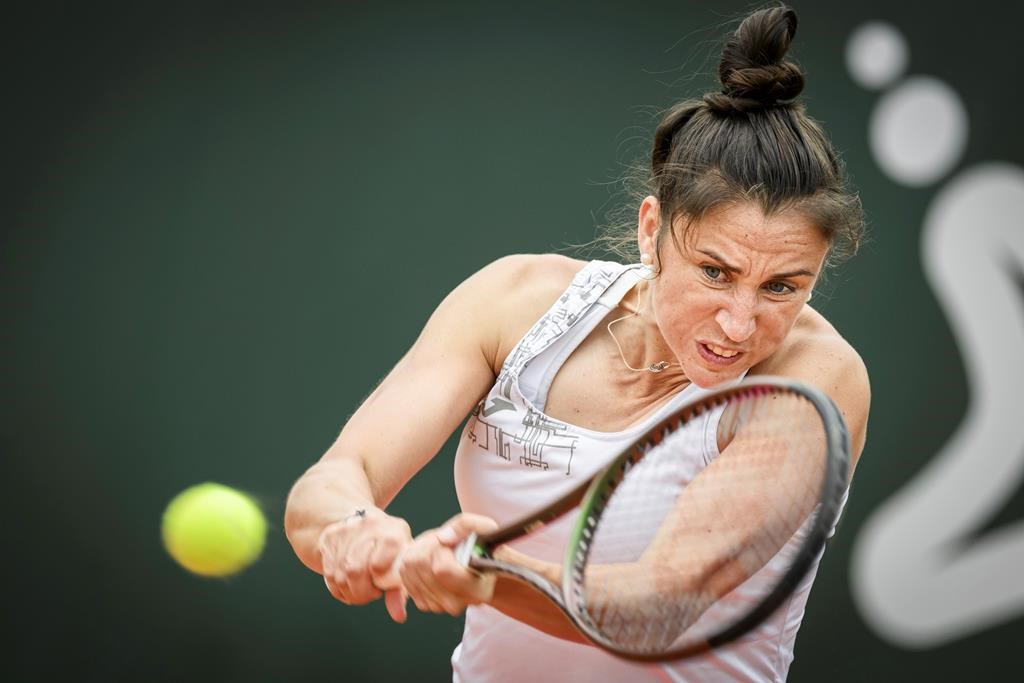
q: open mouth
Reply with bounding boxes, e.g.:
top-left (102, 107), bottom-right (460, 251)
top-left (697, 342), bottom-right (743, 366)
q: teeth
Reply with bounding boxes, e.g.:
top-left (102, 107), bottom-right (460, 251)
top-left (708, 344), bottom-right (739, 358)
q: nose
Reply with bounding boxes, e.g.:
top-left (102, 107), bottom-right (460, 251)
top-left (715, 295), bottom-right (757, 343)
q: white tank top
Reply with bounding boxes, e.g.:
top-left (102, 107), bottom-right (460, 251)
top-left (451, 260), bottom-right (834, 682)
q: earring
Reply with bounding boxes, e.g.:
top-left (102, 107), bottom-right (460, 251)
top-left (639, 252), bottom-right (659, 279)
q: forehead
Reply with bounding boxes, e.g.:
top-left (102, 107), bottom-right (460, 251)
top-left (676, 203), bottom-right (829, 262)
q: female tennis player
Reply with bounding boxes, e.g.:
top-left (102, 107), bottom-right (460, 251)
top-left (286, 5), bottom-right (869, 681)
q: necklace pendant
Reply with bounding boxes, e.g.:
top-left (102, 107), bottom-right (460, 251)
top-left (648, 361), bottom-right (670, 373)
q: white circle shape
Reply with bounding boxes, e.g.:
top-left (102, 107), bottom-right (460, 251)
top-left (869, 76), bottom-right (968, 187)
top-left (846, 22), bottom-right (909, 90)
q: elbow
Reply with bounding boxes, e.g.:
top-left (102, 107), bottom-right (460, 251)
top-left (283, 485), bottom-right (301, 550)
top-left (283, 469), bottom-right (308, 543)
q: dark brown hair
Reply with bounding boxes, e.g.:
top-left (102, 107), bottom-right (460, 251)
top-left (598, 3), bottom-right (864, 270)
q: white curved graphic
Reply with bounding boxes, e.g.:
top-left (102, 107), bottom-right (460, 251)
top-left (852, 165), bottom-right (1024, 646)
top-left (846, 22), bottom-right (908, 90)
top-left (848, 21), bottom-right (1024, 648)
top-left (869, 77), bottom-right (968, 187)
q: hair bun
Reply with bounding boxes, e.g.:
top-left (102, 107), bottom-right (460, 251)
top-left (704, 5), bottom-right (805, 114)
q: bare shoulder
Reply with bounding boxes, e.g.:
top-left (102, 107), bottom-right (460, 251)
top-left (465, 254), bottom-right (588, 372)
top-left (476, 253), bottom-right (585, 292)
top-left (755, 306), bottom-right (871, 464)
top-left (770, 307), bottom-right (870, 395)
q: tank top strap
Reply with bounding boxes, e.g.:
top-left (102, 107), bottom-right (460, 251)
top-left (494, 260), bottom-right (637, 400)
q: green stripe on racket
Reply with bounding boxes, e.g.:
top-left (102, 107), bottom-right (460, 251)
top-left (454, 376), bottom-right (850, 661)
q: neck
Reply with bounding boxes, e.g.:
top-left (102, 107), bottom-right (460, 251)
top-left (606, 280), bottom-right (688, 384)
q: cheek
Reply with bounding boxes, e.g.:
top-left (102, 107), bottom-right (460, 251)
top-left (653, 294), bottom-right (716, 341)
top-left (753, 307), bottom-right (802, 350)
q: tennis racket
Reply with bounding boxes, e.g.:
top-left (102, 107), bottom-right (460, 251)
top-left (454, 376), bottom-right (850, 661)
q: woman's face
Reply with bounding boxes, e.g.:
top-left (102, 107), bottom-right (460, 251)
top-left (639, 198), bottom-right (830, 388)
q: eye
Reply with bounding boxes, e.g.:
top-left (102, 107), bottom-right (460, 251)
top-left (765, 281), bottom-right (795, 295)
top-left (701, 265), bottom-right (723, 281)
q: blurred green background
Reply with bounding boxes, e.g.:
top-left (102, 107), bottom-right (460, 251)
top-left (5, 0), bottom-right (1023, 680)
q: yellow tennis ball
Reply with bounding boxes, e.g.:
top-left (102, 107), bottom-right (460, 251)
top-left (162, 482), bottom-right (267, 577)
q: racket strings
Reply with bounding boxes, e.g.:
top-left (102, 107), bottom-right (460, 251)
top-left (571, 389), bottom-right (829, 654)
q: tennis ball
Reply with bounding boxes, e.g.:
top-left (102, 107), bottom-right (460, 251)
top-left (162, 482), bottom-right (267, 577)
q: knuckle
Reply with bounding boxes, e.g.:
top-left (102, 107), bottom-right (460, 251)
top-left (402, 549), bottom-right (425, 571)
top-left (368, 554), bottom-right (393, 573)
top-left (317, 541), bottom-right (336, 564)
top-left (343, 548), bottom-right (368, 570)
top-left (376, 536), bottom-right (402, 554)
top-left (399, 563), bottom-right (423, 588)
top-left (432, 557), bottom-right (460, 581)
top-left (434, 563), bottom-right (460, 585)
top-left (431, 554), bottom-right (456, 577)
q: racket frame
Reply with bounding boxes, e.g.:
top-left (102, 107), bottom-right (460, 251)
top-left (456, 376), bottom-right (851, 661)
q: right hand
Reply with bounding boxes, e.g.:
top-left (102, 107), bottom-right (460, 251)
top-left (398, 513), bottom-right (499, 617)
top-left (317, 507), bottom-right (413, 623)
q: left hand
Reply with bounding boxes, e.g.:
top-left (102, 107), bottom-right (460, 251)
top-left (398, 513), bottom-right (499, 617)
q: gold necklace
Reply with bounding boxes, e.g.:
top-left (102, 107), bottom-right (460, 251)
top-left (606, 287), bottom-right (679, 373)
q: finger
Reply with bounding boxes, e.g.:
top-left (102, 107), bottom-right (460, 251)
top-left (344, 536), bottom-right (383, 603)
top-left (327, 564), bottom-right (355, 603)
top-left (405, 577), bottom-right (443, 614)
top-left (430, 561), bottom-right (474, 616)
top-left (321, 545), bottom-right (354, 604)
top-left (431, 549), bottom-right (495, 608)
top-left (400, 540), bottom-right (448, 614)
top-left (318, 524), bottom-right (358, 602)
top-left (384, 587), bottom-right (408, 623)
top-left (323, 574), bottom-right (348, 603)
top-left (368, 536), bottom-right (405, 591)
top-left (436, 513), bottom-right (499, 546)
top-left (317, 531), bottom-right (340, 573)
top-left (406, 538), bottom-right (473, 616)
top-left (402, 559), bottom-right (444, 613)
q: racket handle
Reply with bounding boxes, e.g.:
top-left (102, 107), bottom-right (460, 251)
top-left (455, 532), bottom-right (479, 567)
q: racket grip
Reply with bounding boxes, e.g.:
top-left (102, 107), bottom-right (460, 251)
top-left (454, 532), bottom-right (479, 567)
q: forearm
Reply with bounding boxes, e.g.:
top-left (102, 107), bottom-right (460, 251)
top-left (489, 577), bottom-right (589, 644)
top-left (482, 546), bottom-right (588, 643)
top-left (284, 456), bottom-right (380, 573)
top-left (484, 548), bottom-right (710, 648)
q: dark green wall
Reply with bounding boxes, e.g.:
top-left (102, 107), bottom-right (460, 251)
top-left (5, 1), bottom-right (1023, 680)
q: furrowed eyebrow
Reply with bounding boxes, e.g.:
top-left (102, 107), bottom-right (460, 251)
top-left (697, 249), bottom-right (816, 280)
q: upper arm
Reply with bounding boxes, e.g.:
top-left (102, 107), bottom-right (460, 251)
top-left (766, 332), bottom-right (872, 470)
top-left (636, 329), bottom-right (870, 606)
top-left (322, 254), bottom-right (582, 507)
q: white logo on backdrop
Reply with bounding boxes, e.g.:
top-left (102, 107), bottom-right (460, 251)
top-left (847, 22), bottom-right (1024, 647)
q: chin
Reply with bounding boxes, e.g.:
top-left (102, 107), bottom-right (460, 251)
top-left (691, 375), bottom-right (738, 390)
top-left (685, 362), bottom-right (749, 390)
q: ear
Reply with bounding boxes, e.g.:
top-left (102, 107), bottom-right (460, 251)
top-left (637, 195), bottom-right (661, 259)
